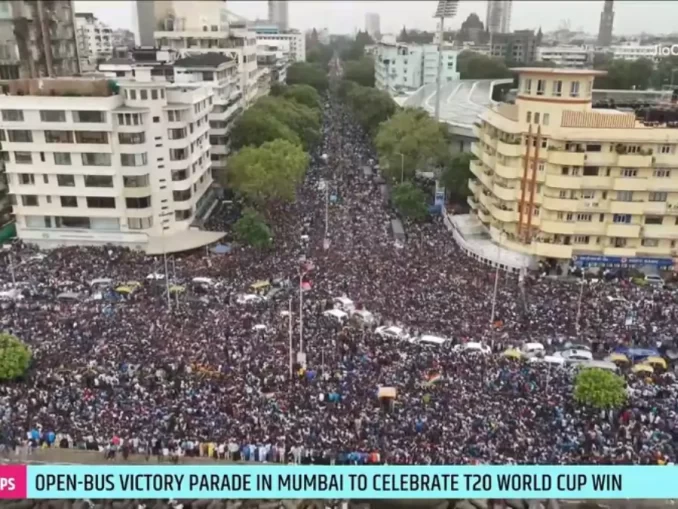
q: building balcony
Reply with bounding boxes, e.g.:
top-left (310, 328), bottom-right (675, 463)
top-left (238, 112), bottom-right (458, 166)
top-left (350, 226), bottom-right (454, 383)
top-left (490, 204), bottom-right (517, 223)
top-left (467, 195), bottom-right (478, 209)
top-left (606, 223), bottom-right (641, 238)
top-left (643, 224), bottom-right (678, 239)
top-left (480, 150), bottom-right (496, 169)
top-left (496, 140), bottom-right (523, 158)
top-left (542, 196), bottom-right (579, 212)
top-left (470, 160), bottom-right (493, 189)
top-left (534, 241), bottom-right (573, 259)
top-left (609, 201), bottom-right (646, 215)
top-left (583, 152), bottom-right (614, 166)
top-left (494, 161), bottom-right (521, 180)
top-left (468, 179), bottom-right (479, 195)
top-left (581, 175), bottom-right (612, 189)
top-left (540, 220), bottom-right (606, 236)
top-left (471, 142), bottom-right (483, 160)
top-left (617, 153), bottom-right (652, 167)
top-left (492, 182), bottom-right (518, 202)
top-left (477, 207), bottom-right (491, 223)
top-left (547, 150), bottom-right (586, 167)
top-left (644, 201), bottom-right (669, 215)
top-left (647, 179), bottom-right (678, 192)
top-left (544, 174), bottom-right (582, 190)
top-left (613, 177), bottom-right (648, 192)
top-left (478, 191), bottom-right (494, 209)
top-left (481, 130), bottom-right (497, 149)
top-left (653, 153), bottom-right (678, 167)
top-left (603, 246), bottom-right (638, 258)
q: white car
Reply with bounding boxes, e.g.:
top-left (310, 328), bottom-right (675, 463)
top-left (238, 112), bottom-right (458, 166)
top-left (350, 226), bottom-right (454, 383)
top-left (323, 309), bottom-right (348, 322)
top-left (553, 348), bottom-right (593, 364)
top-left (146, 273), bottom-right (165, 281)
top-left (252, 324), bottom-right (268, 332)
top-left (333, 296), bottom-right (355, 313)
top-left (352, 309), bottom-right (375, 325)
top-left (236, 293), bottom-right (265, 304)
top-left (521, 342), bottom-right (545, 358)
top-left (375, 326), bottom-right (409, 341)
top-left (452, 341), bottom-right (491, 354)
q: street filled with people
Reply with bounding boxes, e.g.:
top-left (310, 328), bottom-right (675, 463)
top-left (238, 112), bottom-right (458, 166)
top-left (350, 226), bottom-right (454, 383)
top-left (1, 87), bottom-right (678, 466)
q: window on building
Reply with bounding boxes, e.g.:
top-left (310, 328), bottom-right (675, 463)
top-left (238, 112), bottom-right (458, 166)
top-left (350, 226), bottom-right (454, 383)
top-left (168, 128), bottom-right (187, 140)
top-left (60, 196), bottom-right (78, 207)
top-left (40, 110), bottom-right (66, 122)
top-left (57, 174), bottom-right (75, 187)
top-left (2, 109), bottom-right (23, 121)
top-left (574, 236), bottom-right (590, 244)
top-left (644, 216), bottom-right (663, 225)
top-left (120, 153), bottom-right (147, 166)
top-left (128, 216), bottom-right (153, 229)
top-left (613, 214), bottom-right (631, 223)
top-left (18, 173), bottom-right (34, 185)
top-left (117, 113), bottom-right (141, 126)
top-left (129, 89), bottom-right (137, 100)
top-left (172, 169), bottom-right (188, 181)
top-left (583, 166), bottom-right (599, 176)
top-left (173, 189), bottom-right (192, 202)
top-left (75, 131), bottom-right (108, 144)
top-left (8, 130), bottom-right (32, 142)
top-left (653, 169), bottom-right (671, 178)
top-left (53, 152), bottom-right (72, 165)
top-left (14, 151), bottom-right (32, 164)
top-left (543, 113), bottom-right (550, 126)
top-left (56, 216), bottom-right (90, 229)
top-left (81, 153), bottom-right (111, 166)
top-left (73, 111), bottom-right (106, 123)
top-left (167, 110), bottom-right (182, 122)
top-left (536, 79), bottom-right (545, 96)
top-left (175, 209), bottom-right (192, 221)
top-left (641, 238), bottom-right (659, 247)
top-left (169, 148), bottom-right (188, 161)
top-left (84, 175), bottom-right (113, 188)
top-left (126, 196), bottom-right (151, 209)
top-left (649, 192), bottom-right (668, 202)
top-left (86, 196), bottom-right (115, 208)
top-left (576, 213), bottom-right (592, 222)
top-left (552, 80), bottom-right (563, 97)
top-left (533, 112), bottom-right (540, 124)
top-left (118, 132), bottom-right (145, 145)
top-left (621, 168), bottom-right (637, 177)
top-left (581, 190), bottom-right (595, 199)
top-left (44, 130), bottom-right (74, 143)
top-left (139, 89), bottom-right (148, 100)
top-left (523, 78), bottom-right (532, 94)
top-left (151, 89), bottom-right (158, 100)
top-left (153, 116), bottom-right (160, 123)
top-left (526, 111), bottom-right (531, 123)
top-left (123, 175), bottom-right (150, 188)
top-left (570, 81), bottom-right (580, 97)
top-left (616, 191), bottom-right (633, 201)
top-left (660, 145), bottom-right (673, 154)
top-left (21, 195), bottom-right (38, 206)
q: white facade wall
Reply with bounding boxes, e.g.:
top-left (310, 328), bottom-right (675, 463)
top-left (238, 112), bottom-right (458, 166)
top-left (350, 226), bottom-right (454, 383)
top-left (537, 46), bottom-right (592, 68)
top-left (256, 33), bottom-right (305, 62)
top-left (610, 43), bottom-right (659, 62)
top-left (1, 83), bottom-right (214, 249)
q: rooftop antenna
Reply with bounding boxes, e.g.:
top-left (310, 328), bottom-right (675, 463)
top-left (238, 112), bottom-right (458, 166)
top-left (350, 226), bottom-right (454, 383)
top-left (433, 0), bottom-right (458, 120)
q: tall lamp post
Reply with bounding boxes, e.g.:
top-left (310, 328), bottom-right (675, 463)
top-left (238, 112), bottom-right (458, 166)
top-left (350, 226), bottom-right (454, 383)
top-left (2, 245), bottom-right (16, 287)
top-left (433, 0), bottom-right (459, 121)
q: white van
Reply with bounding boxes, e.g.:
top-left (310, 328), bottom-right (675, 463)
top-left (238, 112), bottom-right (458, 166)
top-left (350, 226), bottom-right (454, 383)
top-left (419, 335), bottom-right (450, 346)
top-left (352, 309), bottom-right (375, 325)
top-left (192, 277), bottom-right (214, 286)
top-left (333, 296), bottom-right (355, 313)
top-left (521, 342), bottom-right (545, 357)
top-left (89, 278), bottom-right (113, 288)
top-left (456, 341), bottom-right (491, 354)
top-left (323, 309), bottom-right (348, 323)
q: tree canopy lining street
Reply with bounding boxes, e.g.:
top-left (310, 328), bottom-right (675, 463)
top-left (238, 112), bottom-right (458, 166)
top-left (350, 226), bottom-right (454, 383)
top-left (0, 333), bottom-right (31, 381)
top-left (574, 368), bottom-right (627, 410)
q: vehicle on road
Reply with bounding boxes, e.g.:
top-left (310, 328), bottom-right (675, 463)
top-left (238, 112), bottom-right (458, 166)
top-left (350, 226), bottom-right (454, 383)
top-left (453, 341), bottom-right (491, 354)
top-left (236, 294), bottom-right (265, 304)
top-left (375, 326), bottom-right (409, 341)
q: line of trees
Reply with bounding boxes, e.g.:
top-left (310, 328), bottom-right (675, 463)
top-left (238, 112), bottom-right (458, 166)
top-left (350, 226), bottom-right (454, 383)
top-left (221, 80), bottom-right (323, 248)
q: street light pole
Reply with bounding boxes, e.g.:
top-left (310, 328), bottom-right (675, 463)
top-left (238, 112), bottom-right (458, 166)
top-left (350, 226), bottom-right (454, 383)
top-left (489, 235), bottom-right (503, 328)
top-left (3, 246), bottom-right (16, 286)
top-left (575, 275), bottom-right (585, 335)
top-left (324, 184), bottom-right (329, 238)
top-left (288, 298), bottom-right (293, 379)
top-left (299, 270), bottom-right (304, 357)
top-left (162, 227), bottom-right (171, 311)
top-left (396, 152), bottom-right (405, 183)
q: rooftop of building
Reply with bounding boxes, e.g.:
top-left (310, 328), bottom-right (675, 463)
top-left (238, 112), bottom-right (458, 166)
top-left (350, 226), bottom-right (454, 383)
top-left (510, 67), bottom-right (608, 76)
top-left (5, 79), bottom-right (116, 98)
top-left (174, 53), bottom-right (234, 68)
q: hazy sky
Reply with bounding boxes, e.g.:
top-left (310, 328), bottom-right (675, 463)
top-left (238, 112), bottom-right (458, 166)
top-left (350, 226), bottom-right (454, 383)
top-left (74, 0), bottom-right (678, 38)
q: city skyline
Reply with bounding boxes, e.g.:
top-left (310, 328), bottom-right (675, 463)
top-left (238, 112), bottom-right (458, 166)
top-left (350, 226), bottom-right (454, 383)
top-left (75, 0), bottom-right (678, 39)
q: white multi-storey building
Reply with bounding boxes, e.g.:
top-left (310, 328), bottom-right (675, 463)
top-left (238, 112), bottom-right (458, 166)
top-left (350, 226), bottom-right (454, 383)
top-left (609, 42), bottom-right (659, 62)
top-left (537, 46), bottom-right (593, 68)
top-left (153, 2), bottom-right (261, 105)
top-left (75, 12), bottom-right (113, 71)
top-left (374, 42), bottom-right (460, 93)
top-left (255, 31), bottom-right (305, 62)
top-left (0, 78), bottom-right (222, 253)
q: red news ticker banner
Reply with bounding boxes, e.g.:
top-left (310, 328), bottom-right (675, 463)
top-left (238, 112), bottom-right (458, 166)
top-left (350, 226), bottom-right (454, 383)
top-left (0, 465), bottom-right (28, 499)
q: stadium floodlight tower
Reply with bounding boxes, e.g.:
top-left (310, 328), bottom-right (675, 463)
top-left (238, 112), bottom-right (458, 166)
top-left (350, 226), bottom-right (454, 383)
top-left (433, 0), bottom-right (459, 120)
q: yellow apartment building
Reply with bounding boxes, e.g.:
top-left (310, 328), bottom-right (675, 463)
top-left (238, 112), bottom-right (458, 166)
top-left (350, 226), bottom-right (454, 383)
top-left (468, 67), bottom-right (678, 269)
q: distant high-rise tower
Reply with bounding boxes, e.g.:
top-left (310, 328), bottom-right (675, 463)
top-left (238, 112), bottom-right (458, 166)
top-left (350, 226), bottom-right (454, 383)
top-left (268, 0), bottom-right (289, 31)
top-left (485, 0), bottom-right (512, 34)
top-left (136, 0), bottom-right (155, 46)
top-left (597, 0), bottom-right (614, 47)
top-left (365, 13), bottom-right (381, 38)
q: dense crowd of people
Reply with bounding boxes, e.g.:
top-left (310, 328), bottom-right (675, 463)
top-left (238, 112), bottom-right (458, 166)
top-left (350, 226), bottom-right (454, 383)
top-left (1, 85), bottom-right (678, 466)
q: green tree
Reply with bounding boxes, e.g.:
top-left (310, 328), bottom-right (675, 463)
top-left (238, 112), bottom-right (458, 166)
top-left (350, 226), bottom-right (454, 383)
top-left (251, 96), bottom-right (321, 150)
top-left (230, 109), bottom-right (301, 151)
top-left (392, 182), bottom-right (428, 221)
top-left (337, 79), bottom-right (358, 101)
top-left (287, 62), bottom-right (329, 92)
top-left (346, 85), bottom-right (396, 135)
top-left (594, 58), bottom-right (655, 90)
top-left (225, 139), bottom-right (309, 204)
top-left (574, 368), bottom-right (627, 410)
top-left (306, 44), bottom-right (333, 69)
top-left (441, 152), bottom-right (474, 201)
top-left (375, 108), bottom-right (449, 182)
top-left (234, 209), bottom-right (272, 249)
top-left (343, 57), bottom-right (375, 87)
top-left (270, 82), bottom-right (286, 97)
top-left (282, 84), bottom-right (321, 110)
top-left (0, 333), bottom-right (31, 381)
top-left (340, 30), bottom-right (374, 61)
top-left (457, 51), bottom-right (512, 79)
